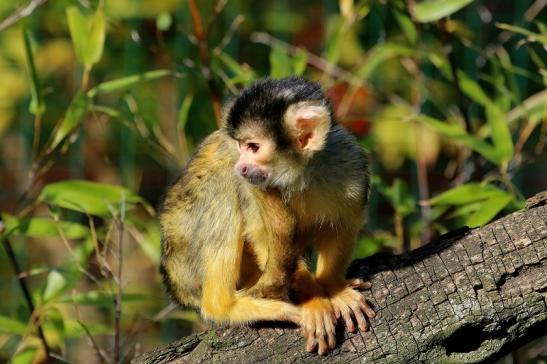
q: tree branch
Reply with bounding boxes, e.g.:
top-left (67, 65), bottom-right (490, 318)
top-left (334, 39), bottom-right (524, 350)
top-left (0, 0), bottom-right (48, 32)
top-left (134, 193), bottom-right (547, 363)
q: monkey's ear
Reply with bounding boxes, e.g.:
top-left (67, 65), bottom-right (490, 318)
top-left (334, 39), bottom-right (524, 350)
top-left (284, 102), bottom-right (331, 156)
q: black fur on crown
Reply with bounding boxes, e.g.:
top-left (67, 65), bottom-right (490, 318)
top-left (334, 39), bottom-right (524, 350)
top-left (225, 77), bottom-right (335, 150)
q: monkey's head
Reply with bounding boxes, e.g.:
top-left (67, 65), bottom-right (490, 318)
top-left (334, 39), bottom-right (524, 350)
top-left (225, 77), bottom-right (334, 189)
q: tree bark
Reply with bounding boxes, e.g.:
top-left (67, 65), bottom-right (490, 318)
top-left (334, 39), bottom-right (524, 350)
top-left (134, 193), bottom-right (547, 363)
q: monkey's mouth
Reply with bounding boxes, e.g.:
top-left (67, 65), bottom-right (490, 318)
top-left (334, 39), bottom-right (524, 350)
top-left (245, 173), bottom-right (268, 186)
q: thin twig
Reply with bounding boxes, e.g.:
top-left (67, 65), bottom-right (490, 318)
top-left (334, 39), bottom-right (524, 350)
top-left (114, 194), bottom-right (126, 364)
top-left (0, 222), bottom-right (53, 360)
top-left (188, 0), bottom-right (222, 126)
top-left (0, 0), bottom-right (48, 32)
top-left (250, 32), bottom-right (363, 86)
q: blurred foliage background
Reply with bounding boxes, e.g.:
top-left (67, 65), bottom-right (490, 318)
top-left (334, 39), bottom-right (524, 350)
top-left (0, 0), bottom-right (545, 362)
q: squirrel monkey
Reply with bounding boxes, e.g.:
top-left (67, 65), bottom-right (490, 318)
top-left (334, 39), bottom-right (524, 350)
top-left (160, 77), bottom-right (374, 355)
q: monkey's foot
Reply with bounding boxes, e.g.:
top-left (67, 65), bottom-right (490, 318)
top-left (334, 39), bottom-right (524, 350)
top-left (299, 297), bottom-right (337, 355)
top-left (330, 279), bottom-right (375, 332)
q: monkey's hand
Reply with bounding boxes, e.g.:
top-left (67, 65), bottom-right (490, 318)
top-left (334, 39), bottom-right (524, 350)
top-left (299, 297), bottom-right (337, 355)
top-left (329, 278), bottom-right (375, 333)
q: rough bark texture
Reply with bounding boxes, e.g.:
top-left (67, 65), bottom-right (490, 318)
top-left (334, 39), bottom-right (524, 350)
top-left (135, 193), bottom-right (547, 364)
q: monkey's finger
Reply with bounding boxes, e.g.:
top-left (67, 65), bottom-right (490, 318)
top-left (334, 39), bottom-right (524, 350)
top-left (317, 336), bottom-right (329, 356)
top-left (334, 307), bottom-right (341, 319)
top-left (340, 307), bottom-right (355, 333)
top-left (306, 335), bottom-right (317, 353)
top-left (325, 319), bottom-right (336, 349)
top-left (350, 278), bottom-right (372, 290)
top-left (362, 299), bottom-right (376, 318)
top-left (353, 306), bottom-right (368, 331)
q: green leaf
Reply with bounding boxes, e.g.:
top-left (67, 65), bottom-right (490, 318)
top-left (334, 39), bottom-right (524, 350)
top-left (61, 291), bottom-right (149, 307)
top-left (292, 49), bottom-right (308, 76)
top-left (47, 91), bottom-right (89, 153)
top-left (465, 193), bottom-right (513, 227)
top-left (356, 43), bottom-right (415, 80)
top-left (43, 270), bottom-right (67, 302)
top-left (156, 11), bottom-right (172, 31)
top-left (39, 180), bottom-right (148, 217)
top-left (394, 10), bottom-right (417, 44)
top-left (414, 0), bottom-right (473, 23)
top-left (65, 320), bottom-right (113, 337)
top-left (22, 29), bottom-right (45, 116)
top-left (496, 23), bottom-right (547, 45)
top-left (11, 347), bottom-right (37, 364)
top-left (217, 52), bottom-right (256, 86)
top-left (486, 104), bottom-right (513, 165)
top-left (457, 70), bottom-right (492, 106)
top-left (417, 114), bottom-right (502, 164)
top-left (66, 6), bottom-right (87, 65)
top-left (178, 92), bottom-right (194, 130)
top-left (269, 44), bottom-right (292, 78)
top-left (430, 183), bottom-right (503, 205)
top-left (87, 69), bottom-right (173, 98)
top-left (66, 6), bottom-right (105, 68)
top-left (0, 315), bottom-right (27, 334)
top-left (1, 214), bottom-right (89, 239)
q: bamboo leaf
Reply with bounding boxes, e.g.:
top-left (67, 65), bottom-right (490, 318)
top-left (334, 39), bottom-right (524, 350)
top-left (43, 270), bottom-right (67, 302)
top-left (22, 29), bottom-right (45, 116)
top-left (46, 91), bottom-right (89, 153)
top-left (465, 193), bottom-right (513, 227)
top-left (486, 104), bottom-right (513, 164)
top-left (39, 180), bottom-right (149, 217)
top-left (270, 44), bottom-right (292, 78)
top-left (417, 114), bottom-right (501, 164)
top-left (430, 183), bottom-right (503, 205)
top-left (1, 214), bottom-right (89, 239)
top-left (457, 70), bottom-right (492, 106)
top-left (414, 0), bottom-right (473, 23)
top-left (0, 315), bottom-right (27, 334)
top-left (66, 6), bottom-right (105, 68)
top-left (87, 69), bottom-right (173, 98)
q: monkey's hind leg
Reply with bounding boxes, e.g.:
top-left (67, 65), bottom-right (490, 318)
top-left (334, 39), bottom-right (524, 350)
top-left (200, 241), bottom-right (300, 325)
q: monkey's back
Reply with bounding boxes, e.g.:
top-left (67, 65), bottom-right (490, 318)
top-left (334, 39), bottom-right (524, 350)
top-left (159, 130), bottom-right (240, 307)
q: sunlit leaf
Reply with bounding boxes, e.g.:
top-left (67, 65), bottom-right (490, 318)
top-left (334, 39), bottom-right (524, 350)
top-left (11, 347), bottom-right (37, 364)
top-left (292, 49), bottom-right (308, 76)
top-left (0, 315), bottom-right (27, 334)
top-left (217, 52), bottom-right (256, 86)
top-left (417, 114), bottom-right (501, 164)
top-left (357, 43), bottom-right (415, 80)
top-left (1, 214), bottom-right (89, 239)
top-left (457, 70), bottom-right (492, 106)
top-left (414, 0), bottom-right (473, 23)
top-left (43, 270), bottom-right (67, 302)
top-left (178, 92), bottom-right (194, 130)
top-left (22, 29), bottom-right (45, 116)
top-left (270, 44), bottom-right (292, 78)
top-left (394, 10), bottom-right (417, 44)
top-left (39, 180), bottom-right (149, 217)
top-left (486, 104), bottom-right (513, 165)
top-left (156, 11), bottom-right (172, 31)
top-left (430, 183), bottom-right (504, 205)
top-left (66, 6), bottom-right (106, 68)
top-left (465, 193), bottom-right (513, 227)
top-left (65, 320), bottom-right (113, 337)
top-left (46, 91), bottom-right (89, 153)
top-left (87, 69), bottom-right (173, 98)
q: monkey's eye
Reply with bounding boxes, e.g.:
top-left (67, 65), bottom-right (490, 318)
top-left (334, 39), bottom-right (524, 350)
top-left (246, 142), bottom-right (260, 153)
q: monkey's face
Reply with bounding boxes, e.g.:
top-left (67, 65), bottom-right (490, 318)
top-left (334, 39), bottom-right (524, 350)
top-left (234, 135), bottom-right (276, 187)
